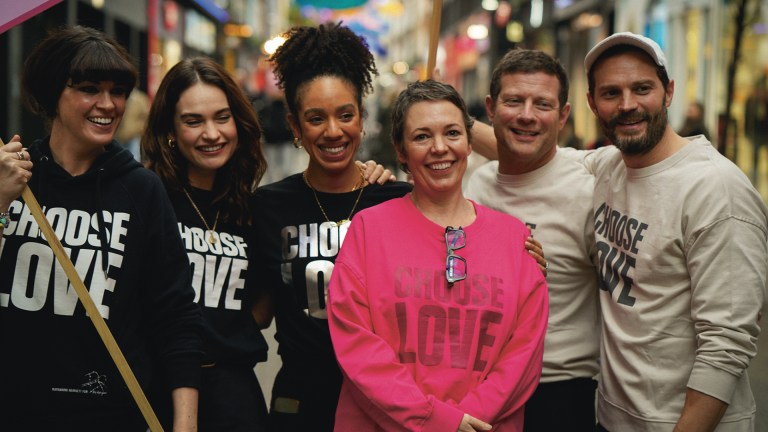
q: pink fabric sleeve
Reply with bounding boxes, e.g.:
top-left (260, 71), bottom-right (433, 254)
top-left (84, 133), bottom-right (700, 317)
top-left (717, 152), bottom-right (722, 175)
top-left (328, 218), bottom-right (465, 432)
top-left (458, 258), bottom-right (548, 424)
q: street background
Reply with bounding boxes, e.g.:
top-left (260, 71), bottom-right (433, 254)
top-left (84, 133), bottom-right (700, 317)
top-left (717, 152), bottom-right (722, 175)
top-left (0, 1), bottom-right (766, 429)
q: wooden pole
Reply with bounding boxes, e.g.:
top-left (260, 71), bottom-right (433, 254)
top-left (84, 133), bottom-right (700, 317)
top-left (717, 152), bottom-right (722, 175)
top-left (426, 0), bottom-right (443, 79)
top-left (0, 138), bottom-right (164, 432)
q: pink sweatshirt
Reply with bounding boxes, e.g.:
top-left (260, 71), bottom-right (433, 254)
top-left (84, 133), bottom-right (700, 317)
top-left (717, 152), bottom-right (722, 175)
top-left (328, 196), bottom-right (548, 431)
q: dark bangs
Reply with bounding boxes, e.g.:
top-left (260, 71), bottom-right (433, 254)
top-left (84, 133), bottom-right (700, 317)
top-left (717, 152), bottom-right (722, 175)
top-left (68, 41), bottom-right (137, 89)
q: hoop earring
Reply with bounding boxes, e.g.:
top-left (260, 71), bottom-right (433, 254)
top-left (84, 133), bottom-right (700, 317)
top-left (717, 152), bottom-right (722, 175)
top-left (293, 137), bottom-right (303, 149)
top-left (167, 138), bottom-right (176, 149)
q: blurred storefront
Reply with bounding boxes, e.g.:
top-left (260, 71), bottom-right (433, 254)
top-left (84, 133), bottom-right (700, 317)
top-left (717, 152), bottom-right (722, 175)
top-left (147, 0), bottom-right (228, 97)
top-left (553, 0), bottom-right (614, 149)
top-left (148, 0), bottom-right (289, 98)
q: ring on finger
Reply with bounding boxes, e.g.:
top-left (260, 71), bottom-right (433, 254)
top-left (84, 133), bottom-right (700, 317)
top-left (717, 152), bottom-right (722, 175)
top-left (545, 261), bottom-right (550, 269)
top-left (16, 151), bottom-right (23, 160)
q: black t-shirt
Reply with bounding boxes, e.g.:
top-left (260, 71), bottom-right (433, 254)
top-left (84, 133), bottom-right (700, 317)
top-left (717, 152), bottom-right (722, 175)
top-left (252, 174), bottom-right (412, 366)
top-left (168, 187), bottom-right (268, 366)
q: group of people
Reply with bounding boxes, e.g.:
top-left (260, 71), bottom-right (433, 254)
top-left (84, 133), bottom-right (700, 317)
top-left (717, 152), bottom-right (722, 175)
top-left (0, 21), bottom-right (540, 432)
top-left (466, 32), bottom-right (767, 432)
top-left (0, 19), bottom-right (764, 432)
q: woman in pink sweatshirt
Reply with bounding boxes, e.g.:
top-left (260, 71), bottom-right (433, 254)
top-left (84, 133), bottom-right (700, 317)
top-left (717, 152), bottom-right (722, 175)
top-left (328, 80), bottom-right (548, 432)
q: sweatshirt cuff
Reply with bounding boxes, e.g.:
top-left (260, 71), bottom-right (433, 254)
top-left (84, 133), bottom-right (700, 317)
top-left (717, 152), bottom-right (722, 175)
top-left (687, 361), bottom-right (741, 404)
top-left (164, 357), bottom-right (202, 390)
top-left (422, 399), bottom-right (465, 432)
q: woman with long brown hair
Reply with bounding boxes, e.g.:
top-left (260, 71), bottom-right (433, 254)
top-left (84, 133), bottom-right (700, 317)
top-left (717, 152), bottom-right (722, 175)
top-left (142, 56), bottom-right (270, 431)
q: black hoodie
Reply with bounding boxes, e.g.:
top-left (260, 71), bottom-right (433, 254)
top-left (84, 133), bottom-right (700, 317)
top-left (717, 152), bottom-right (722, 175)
top-left (0, 138), bottom-right (203, 431)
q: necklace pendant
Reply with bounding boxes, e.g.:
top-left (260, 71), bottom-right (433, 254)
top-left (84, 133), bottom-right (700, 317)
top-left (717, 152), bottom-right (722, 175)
top-left (183, 188), bottom-right (220, 245)
top-left (303, 169), bottom-right (362, 231)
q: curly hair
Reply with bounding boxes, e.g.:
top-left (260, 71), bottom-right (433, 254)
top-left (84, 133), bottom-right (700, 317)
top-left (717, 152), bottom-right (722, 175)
top-left (142, 57), bottom-right (266, 225)
top-left (269, 22), bottom-right (378, 119)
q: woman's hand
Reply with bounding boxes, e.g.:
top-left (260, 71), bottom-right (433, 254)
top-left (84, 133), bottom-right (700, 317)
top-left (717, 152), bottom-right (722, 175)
top-left (0, 135), bottom-right (33, 208)
top-left (357, 160), bottom-right (396, 184)
top-left (525, 235), bottom-right (548, 277)
top-left (458, 413), bottom-right (492, 432)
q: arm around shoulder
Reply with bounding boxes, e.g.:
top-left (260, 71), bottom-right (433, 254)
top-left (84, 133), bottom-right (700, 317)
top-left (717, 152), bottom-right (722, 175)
top-left (470, 121), bottom-right (498, 161)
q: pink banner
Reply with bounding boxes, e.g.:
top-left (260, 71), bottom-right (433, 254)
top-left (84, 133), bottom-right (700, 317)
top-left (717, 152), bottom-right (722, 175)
top-left (0, 0), bottom-right (64, 35)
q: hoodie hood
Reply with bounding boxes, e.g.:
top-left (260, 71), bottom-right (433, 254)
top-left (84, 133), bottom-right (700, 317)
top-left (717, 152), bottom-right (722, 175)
top-left (28, 137), bottom-right (142, 181)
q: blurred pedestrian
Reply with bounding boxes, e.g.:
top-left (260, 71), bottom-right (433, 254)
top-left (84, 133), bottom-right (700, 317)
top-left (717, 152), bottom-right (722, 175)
top-left (678, 100), bottom-right (710, 138)
top-left (328, 79), bottom-right (548, 431)
top-left (116, 87), bottom-right (149, 161)
top-left (746, 72), bottom-right (768, 182)
top-left (584, 32), bottom-right (767, 432)
top-left (0, 25), bottom-right (202, 431)
top-left (466, 48), bottom-right (599, 432)
top-left (258, 92), bottom-right (299, 184)
top-left (142, 56), bottom-right (270, 431)
top-left (251, 22), bottom-right (412, 432)
top-left (559, 116), bottom-right (584, 149)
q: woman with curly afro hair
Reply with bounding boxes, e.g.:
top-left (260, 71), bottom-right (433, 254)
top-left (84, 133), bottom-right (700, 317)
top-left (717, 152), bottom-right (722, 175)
top-left (251, 22), bottom-right (412, 431)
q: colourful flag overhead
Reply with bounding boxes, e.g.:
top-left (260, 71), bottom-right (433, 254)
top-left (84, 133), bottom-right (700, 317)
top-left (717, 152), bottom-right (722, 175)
top-left (295, 0), bottom-right (367, 9)
top-left (0, 0), bottom-right (64, 34)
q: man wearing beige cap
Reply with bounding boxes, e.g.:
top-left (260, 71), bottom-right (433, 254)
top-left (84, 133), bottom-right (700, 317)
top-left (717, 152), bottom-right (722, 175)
top-left (583, 32), bottom-right (767, 431)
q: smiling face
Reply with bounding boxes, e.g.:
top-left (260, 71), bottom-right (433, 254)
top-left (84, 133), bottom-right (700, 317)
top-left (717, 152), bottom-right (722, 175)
top-left (289, 76), bottom-right (363, 177)
top-left (52, 80), bottom-right (128, 152)
top-left (486, 72), bottom-right (570, 175)
top-left (397, 100), bottom-right (471, 197)
top-left (587, 50), bottom-right (673, 156)
top-left (173, 82), bottom-right (238, 189)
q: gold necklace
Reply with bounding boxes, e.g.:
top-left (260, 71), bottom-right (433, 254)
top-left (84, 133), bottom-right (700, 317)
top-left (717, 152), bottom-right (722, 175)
top-left (303, 169), bottom-right (366, 227)
top-left (182, 188), bottom-right (220, 244)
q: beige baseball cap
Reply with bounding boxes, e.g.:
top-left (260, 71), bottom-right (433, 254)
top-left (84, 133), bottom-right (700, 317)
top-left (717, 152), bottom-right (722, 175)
top-left (584, 32), bottom-right (667, 73)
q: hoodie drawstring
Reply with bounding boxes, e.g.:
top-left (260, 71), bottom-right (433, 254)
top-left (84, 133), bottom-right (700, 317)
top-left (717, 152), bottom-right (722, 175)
top-left (95, 169), bottom-right (110, 278)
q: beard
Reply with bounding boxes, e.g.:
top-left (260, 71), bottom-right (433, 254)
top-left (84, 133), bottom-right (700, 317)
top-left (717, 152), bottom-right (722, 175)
top-left (600, 98), bottom-right (668, 155)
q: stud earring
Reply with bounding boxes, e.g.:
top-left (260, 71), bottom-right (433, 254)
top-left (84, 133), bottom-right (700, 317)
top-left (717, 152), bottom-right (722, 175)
top-left (167, 138), bottom-right (176, 149)
top-left (361, 130), bottom-right (367, 140)
top-left (293, 137), bottom-right (303, 149)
